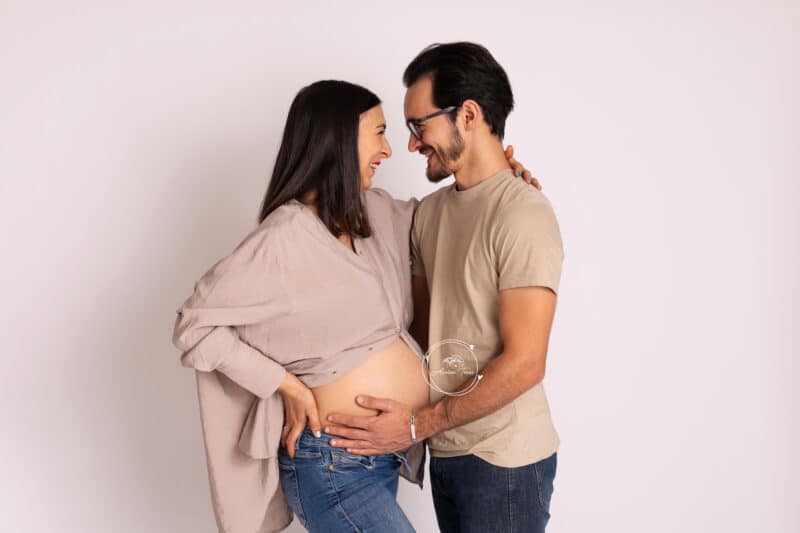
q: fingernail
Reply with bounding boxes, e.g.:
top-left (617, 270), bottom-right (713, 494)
top-left (323, 426), bottom-right (329, 433)
top-left (356, 396), bottom-right (364, 404)
top-left (327, 415), bottom-right (333, 421)
top-left (330, 440), bottom-right (336, 446)
top-left (314, 430), bottom-right (321, 438)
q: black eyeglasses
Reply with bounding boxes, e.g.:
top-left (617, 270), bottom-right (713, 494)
top-left (406, 106), bottom-right (458, 140)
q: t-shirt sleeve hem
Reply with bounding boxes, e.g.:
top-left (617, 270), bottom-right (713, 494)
top-left (498, 278), bottom-right (560, 295)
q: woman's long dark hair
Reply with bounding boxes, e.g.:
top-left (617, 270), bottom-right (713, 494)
top-left (258, 80), bottom-right (380, 239)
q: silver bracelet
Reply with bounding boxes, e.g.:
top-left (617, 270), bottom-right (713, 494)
top-left (410, 410), bottom-right (417, 442)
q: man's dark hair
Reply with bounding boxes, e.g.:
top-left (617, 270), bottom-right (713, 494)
top-left (258, 80), bottom-right (379, 239)
top-left (403, 42), bottom-right (514, 139)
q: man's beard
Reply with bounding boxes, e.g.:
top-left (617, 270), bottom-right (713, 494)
top-left (425, 128), bottom-right (465, 183)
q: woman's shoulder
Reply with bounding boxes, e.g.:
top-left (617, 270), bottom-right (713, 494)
top-left (362, 187), bottom-right (419, 226)
top-left (229, 202), bottom-right (302, 260)
top-left (361, 186), bottom-right (394, 205)
top-left (184, 203), bottom-right (302, 301)
top-left (260, 201), bottom-right (303, 231)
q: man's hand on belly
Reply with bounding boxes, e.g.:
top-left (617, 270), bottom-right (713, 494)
top-left (324, 395), bottom-right (414, 456)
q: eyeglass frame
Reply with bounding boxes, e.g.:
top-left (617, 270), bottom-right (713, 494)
top-left (405, 106), bottom-right (459, 140)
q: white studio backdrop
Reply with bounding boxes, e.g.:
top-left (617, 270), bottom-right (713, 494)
top-left (1, 1), bottom-right (797, 532)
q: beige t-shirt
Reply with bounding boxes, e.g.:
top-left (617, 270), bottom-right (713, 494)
top-left (411, 168), bottom-right (564, 468)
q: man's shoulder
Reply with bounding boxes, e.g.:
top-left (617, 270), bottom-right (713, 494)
top-left (493, 177), bottom-right (559, 227)
top-left (483, 180), bottom-right (563, 256)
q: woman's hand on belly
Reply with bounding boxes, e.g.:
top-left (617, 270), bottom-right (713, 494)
top-left (277, 372), bottom-right (323, 458)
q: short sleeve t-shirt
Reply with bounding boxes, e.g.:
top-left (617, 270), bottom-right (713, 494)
top-left (411, 168), bottom-right (564, 467)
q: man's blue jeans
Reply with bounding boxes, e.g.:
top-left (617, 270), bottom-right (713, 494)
top-left (278, 429), bottom-right (415, 532)
top-left (430, 452), bottom-right (557, 533)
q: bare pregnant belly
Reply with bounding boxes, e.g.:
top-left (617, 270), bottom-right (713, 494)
top-left (312, 337), bottom-right (429, 423)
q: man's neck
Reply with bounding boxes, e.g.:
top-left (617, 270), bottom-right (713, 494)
top-left (452, 138), bottom-right (511, 191)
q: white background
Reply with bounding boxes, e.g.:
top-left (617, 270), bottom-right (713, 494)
top-left (1, 1), bottom-right (797, 532)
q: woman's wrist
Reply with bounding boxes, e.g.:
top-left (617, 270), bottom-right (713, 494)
top-left (277, 372), bottom-right (303, 397)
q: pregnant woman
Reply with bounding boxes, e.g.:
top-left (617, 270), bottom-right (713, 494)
top-left (172, 80), bottom-right (533, 532)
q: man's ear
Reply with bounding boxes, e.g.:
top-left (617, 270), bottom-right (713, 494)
top-left (461, 99), bottom-right (483, 133)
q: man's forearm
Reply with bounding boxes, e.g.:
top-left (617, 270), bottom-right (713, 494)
top-left (416, 349), bottom-right (545, 439)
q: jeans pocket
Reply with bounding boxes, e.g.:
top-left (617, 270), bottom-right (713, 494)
top-left (278, 444), bottom-right (322, 470)
top-left (533, 453), bottom-right (557, 512)
top-left (278, 460), bottom-right (307, 526)
top-left (277, 447), bottom-right (295, 470)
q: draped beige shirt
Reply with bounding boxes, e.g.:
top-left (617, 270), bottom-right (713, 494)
top-left (173, 188), bottom-right (425, 533)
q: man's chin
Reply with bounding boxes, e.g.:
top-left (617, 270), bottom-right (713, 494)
top-left (426, 166), bottom-right (452, 183)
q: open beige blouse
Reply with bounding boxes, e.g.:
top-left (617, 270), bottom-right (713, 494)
top-left (173, 188), bottom-right (424, 533)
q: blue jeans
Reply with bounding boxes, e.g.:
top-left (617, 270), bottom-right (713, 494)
top-left (430, 452), bottom-right (557, 533)
top-left (278, 429), bottom-right (416, 532)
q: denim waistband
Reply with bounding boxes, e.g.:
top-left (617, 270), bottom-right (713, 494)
top-left (288, 428), bottom-right (411, 470)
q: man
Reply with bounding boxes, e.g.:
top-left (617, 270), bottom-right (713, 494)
top-left (325, 42), bottom-right (564, 532)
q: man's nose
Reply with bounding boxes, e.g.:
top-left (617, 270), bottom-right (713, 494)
top-left (408, 133), bottom-right (422, 152)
